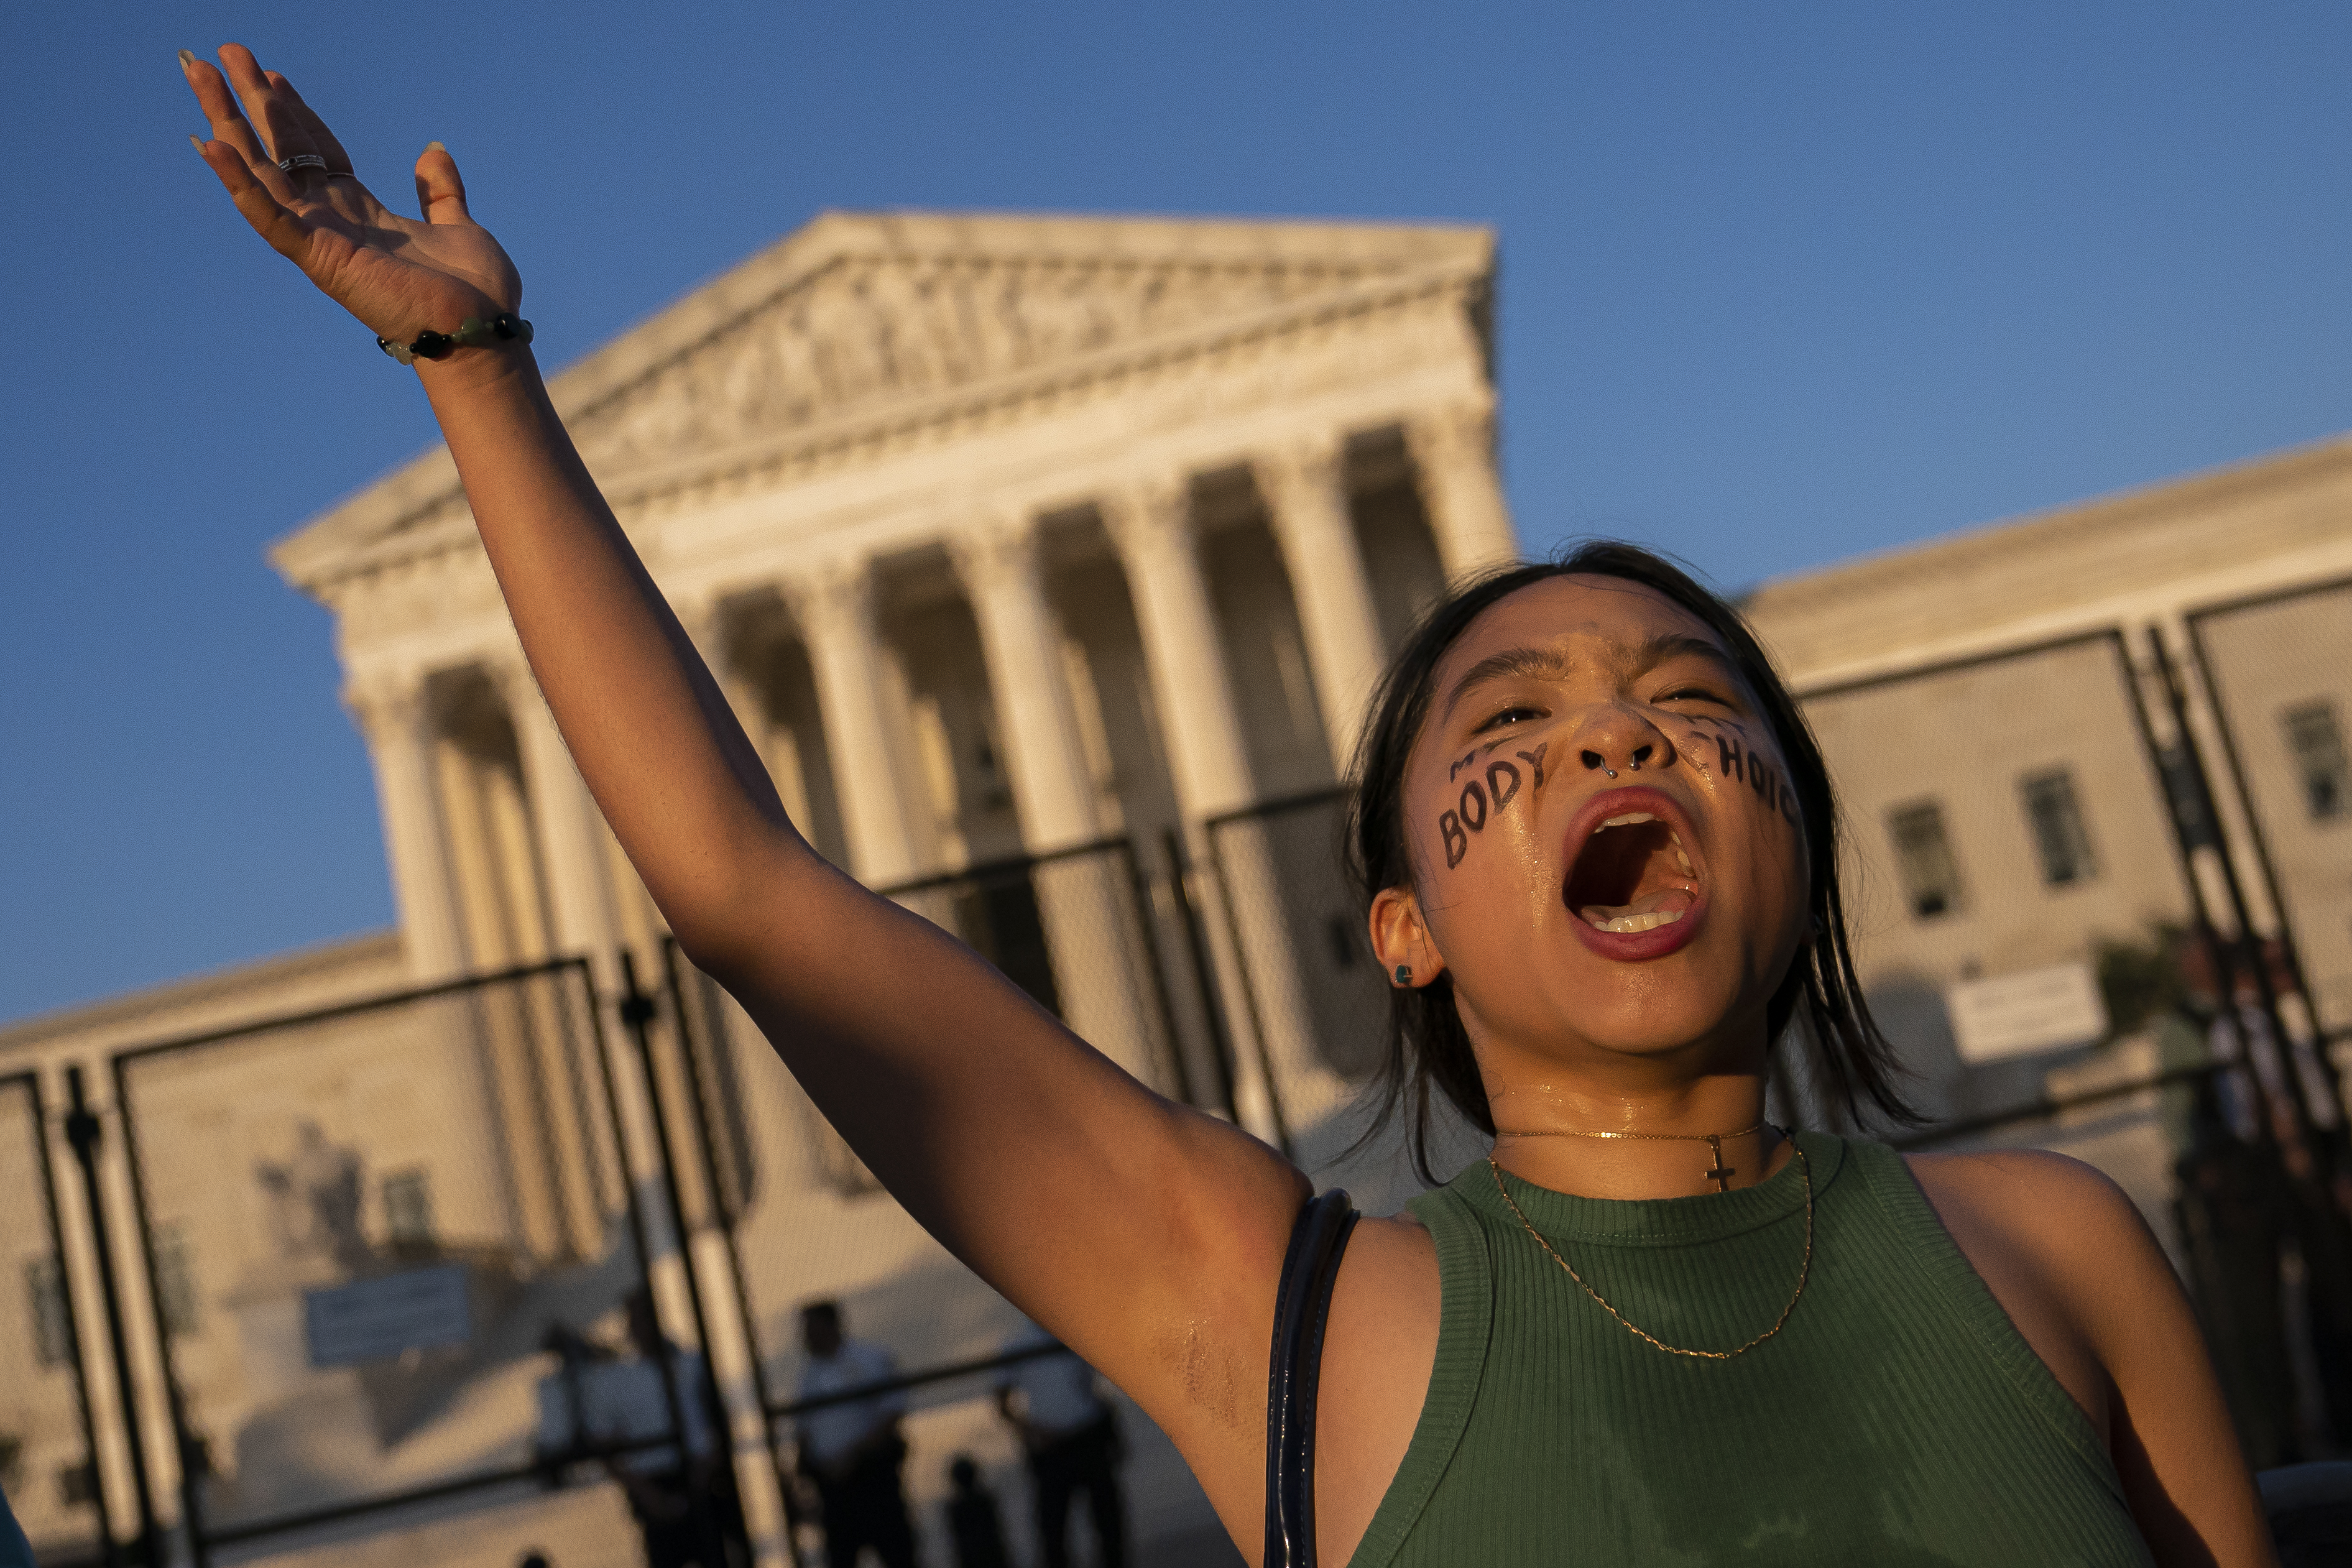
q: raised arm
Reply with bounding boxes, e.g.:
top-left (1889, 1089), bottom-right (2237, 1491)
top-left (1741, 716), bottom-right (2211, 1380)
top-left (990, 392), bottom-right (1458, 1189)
top-left (179, 45), bottom-right (1304, 1534)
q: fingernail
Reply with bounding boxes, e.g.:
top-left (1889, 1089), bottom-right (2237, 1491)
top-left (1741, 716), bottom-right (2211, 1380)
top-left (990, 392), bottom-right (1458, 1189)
top-left (188, 135), bottom-right (205, 153)
top-left (178, 48), bottom-right (196, 68)
top-left (427, 141), bottom-right (446, 153)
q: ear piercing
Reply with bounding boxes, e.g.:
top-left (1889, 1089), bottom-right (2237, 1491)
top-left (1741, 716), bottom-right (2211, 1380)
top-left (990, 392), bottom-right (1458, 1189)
top-left (1393, 964), bottom-right (1413, 988)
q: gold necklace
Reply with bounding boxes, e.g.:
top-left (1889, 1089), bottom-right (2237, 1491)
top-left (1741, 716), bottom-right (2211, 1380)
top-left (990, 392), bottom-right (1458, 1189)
top-left (1485, 1137), bottom-right (1813, 1361)
top-left (1493, 1120), bottom-right (1766, 1192)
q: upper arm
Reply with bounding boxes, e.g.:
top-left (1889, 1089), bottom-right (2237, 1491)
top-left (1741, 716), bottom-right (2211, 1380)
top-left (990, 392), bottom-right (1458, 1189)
top-left (694, 844), bottom-right (1307, 1475)
top-left (1908, 1151), bottom-right (2274, 1567)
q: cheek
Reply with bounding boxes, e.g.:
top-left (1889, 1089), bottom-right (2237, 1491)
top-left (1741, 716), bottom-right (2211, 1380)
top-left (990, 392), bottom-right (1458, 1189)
top-left (1720, 760), bottom-right (1810, 933)
top-left (1409, 743), bottom-right (1558, 911)
top-left (1682, 727), bottom-right (1807, 903)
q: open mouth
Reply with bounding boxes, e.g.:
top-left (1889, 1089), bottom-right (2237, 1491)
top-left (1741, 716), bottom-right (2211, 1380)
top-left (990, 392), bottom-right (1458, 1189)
top-left (1564, 811), bottom-right (1702, 934)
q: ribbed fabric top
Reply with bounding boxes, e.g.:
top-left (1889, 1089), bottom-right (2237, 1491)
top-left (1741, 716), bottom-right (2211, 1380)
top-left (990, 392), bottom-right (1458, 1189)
top-left (1351, 1133), bottom-right (2152, 1567)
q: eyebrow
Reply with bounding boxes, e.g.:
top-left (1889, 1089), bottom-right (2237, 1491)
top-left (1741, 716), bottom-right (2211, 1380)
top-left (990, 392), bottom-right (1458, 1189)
top-left (1439, 633), bottom-right (1737, 720)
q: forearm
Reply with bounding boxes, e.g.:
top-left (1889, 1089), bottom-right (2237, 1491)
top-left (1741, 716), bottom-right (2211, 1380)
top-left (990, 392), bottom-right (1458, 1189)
top-left (416, 346), bottom-right (801, 942)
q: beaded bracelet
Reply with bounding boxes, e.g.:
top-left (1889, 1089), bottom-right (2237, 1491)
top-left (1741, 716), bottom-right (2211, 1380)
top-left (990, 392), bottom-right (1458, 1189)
top-left (377, 313), bottom-right (533, 366)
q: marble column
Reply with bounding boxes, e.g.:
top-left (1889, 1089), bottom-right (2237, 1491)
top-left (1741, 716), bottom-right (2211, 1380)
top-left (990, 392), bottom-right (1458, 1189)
top-left (785, 560), bottom-right (920, 888)
top-left (952, 512), bottom-right (1164, 1081)
top-left (346, 675), bottom-right (468, 982)
top-left (487, 656), bottom-right (616, 1260)
top-left (1102, 477), bottom-right (1296, 1142)
top-left (949, 515), bottom-right (1099, 852)
top-left (1100, 477), bottom-right (1253, 821)
top-left (1407, 400), bottom-right (1519, 580)
top-left (490, 658), bottom-right (619, 973)
top-left (675, 595), bottom-right (770, 752)
top-left (1258, 435), bottom-right (1387, 771)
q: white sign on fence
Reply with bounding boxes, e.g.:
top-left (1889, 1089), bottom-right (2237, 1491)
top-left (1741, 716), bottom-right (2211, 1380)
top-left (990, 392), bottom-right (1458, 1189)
top-left (305, 1263), bottom-right (471, 1367)
top-left (1946, 962), bottom-right (2110, 1064)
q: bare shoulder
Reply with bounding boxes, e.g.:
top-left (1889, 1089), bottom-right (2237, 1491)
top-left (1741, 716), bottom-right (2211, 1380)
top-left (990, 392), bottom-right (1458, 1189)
top-left (1905, 1147), bottom-right (2150, 1254)
top-left (1898, 1150), bottom-right (2161, 1441)
top-left (1317, 1211), bottom-right (1441, 1567)
top-left (1907, 1148), bottom-right (2277, 1564)
top-left (1902, 1148), bottom-right (2174, 1346)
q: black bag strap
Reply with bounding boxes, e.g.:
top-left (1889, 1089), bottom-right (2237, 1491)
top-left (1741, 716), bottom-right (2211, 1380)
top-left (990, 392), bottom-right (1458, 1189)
top-left (1264, 1188), bottom-right (1360, 1568)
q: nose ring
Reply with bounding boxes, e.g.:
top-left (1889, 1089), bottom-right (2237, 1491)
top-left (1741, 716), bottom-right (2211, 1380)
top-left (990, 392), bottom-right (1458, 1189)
top-left (1583, 744), bottom-right (1652, 782)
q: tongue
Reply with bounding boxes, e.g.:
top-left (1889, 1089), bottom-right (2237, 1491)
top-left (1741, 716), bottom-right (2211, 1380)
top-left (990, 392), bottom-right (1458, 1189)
top-left (1579, 885), bottom-right (1697, 934)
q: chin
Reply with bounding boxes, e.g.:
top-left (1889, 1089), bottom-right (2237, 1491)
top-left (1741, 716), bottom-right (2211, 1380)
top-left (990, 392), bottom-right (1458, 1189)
top-left (1546, 968), bottom-right (1765, 1062)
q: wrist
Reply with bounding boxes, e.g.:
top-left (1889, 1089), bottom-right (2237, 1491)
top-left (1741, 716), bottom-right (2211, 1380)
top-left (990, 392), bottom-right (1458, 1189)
top-left (380, 311), bottom-right (532, 366)
top-left (415, 339), bottom-right (541, 401)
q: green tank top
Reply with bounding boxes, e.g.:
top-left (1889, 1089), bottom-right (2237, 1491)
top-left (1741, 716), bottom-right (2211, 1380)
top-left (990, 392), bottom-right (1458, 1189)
top-left (1350, 1133), bottom-right (2152, 1567)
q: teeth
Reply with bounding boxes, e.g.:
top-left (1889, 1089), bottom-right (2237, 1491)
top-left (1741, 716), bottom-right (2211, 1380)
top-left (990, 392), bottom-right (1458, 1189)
top-left (1598, 813), bottom-right (1656, 829)
top-left (1674, 846), bottom-right (1695, 876)
top-left (1585, 910), bottom-right (1687, 934)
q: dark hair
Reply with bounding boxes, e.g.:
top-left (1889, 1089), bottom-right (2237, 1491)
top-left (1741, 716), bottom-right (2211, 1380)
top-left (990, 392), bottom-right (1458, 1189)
top-left (1346, 541), bottom-right (1916, 1179)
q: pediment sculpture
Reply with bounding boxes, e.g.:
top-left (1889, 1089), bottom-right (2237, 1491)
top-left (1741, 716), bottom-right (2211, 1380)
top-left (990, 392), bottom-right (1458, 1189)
top-left (573, 251), bottom-right (1385, 471)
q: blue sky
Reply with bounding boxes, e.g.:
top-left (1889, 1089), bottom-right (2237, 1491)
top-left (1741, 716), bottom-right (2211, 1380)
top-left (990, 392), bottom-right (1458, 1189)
top-left (2, 2), bottom-right (2345, 1022)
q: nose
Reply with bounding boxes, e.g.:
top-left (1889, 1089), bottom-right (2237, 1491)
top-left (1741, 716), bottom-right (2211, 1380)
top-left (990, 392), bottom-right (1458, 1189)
top-left (1574, 708), bottom-right (1667, 778)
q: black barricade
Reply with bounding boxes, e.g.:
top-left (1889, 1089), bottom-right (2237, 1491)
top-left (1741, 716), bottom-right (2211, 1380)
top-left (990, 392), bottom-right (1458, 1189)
top-left (649, 838), bottom-right (1242, 1567)
top-left (0, 1071), bottom-right (110, 1566)
top-left (1204, 788), bottom-right (1386, 1161)
top-left (2190, 578), bottom-right (2352, 1045)
top-left (108, 958), bottom-right (708, 1568)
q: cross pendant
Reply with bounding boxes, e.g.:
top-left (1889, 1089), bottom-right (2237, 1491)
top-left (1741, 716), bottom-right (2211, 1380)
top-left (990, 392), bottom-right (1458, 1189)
top-left (1704, 1135), bottom-right (1736, 1193)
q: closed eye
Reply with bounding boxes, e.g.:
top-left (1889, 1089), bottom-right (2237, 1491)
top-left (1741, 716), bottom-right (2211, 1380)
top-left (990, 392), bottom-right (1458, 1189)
top-left (1653, 686), bottom-right (1733, 708)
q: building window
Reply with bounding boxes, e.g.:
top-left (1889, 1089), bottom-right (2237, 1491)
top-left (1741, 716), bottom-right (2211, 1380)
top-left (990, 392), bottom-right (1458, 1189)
top-left (1887, 800), bottom-right (1962, 919)
top-left (383, 1169), bottom-right (435, 1253)
top-left (24, 1257), bottom-right (70, 1368)
top-left (150, 1224), bottom-right (199, 1337)
top-left (2285, 702), bottom-right (2348, 822)
top-left (2021, 768), bottom-right (2097, 887)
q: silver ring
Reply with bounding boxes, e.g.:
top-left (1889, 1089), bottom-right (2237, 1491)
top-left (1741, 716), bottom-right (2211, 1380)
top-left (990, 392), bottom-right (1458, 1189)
top-left (276, 153), bottom-right (328, 173)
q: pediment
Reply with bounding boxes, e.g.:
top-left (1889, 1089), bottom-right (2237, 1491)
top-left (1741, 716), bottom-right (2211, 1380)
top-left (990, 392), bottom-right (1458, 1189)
top-left (274, 211), bottom-right (1491, 586)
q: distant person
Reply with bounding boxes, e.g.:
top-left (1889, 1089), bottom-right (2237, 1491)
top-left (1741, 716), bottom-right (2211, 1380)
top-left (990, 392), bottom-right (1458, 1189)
top-left (534, 1291), bottom-right (743, 1568)
top-left (996, 1321), bottom-right (1125, 1568)
top-left (795, 1301), bottom-right (916, 1568)
top-left (943, 1454), bottom-right (1013, 1568)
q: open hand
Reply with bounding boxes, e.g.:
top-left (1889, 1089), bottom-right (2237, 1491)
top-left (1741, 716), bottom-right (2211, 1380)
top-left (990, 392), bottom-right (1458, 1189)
top-left (180, 44), bottom-right (521, 353)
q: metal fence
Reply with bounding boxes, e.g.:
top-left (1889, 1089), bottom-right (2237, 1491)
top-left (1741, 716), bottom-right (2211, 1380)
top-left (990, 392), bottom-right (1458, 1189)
top-left (1796, 631), bottom-right (2207, 1125)
top-left (640, 837), bottom-right (1247, 1568)
top-left (103, 958), bottom-right (697, 1568)
top-left (0, 1071), bottom-right (108, 1566)
top-left (2190, 578), bottom-right (2352, 1040)
top-left (1202, 789), bottom-right (1383, 1164)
